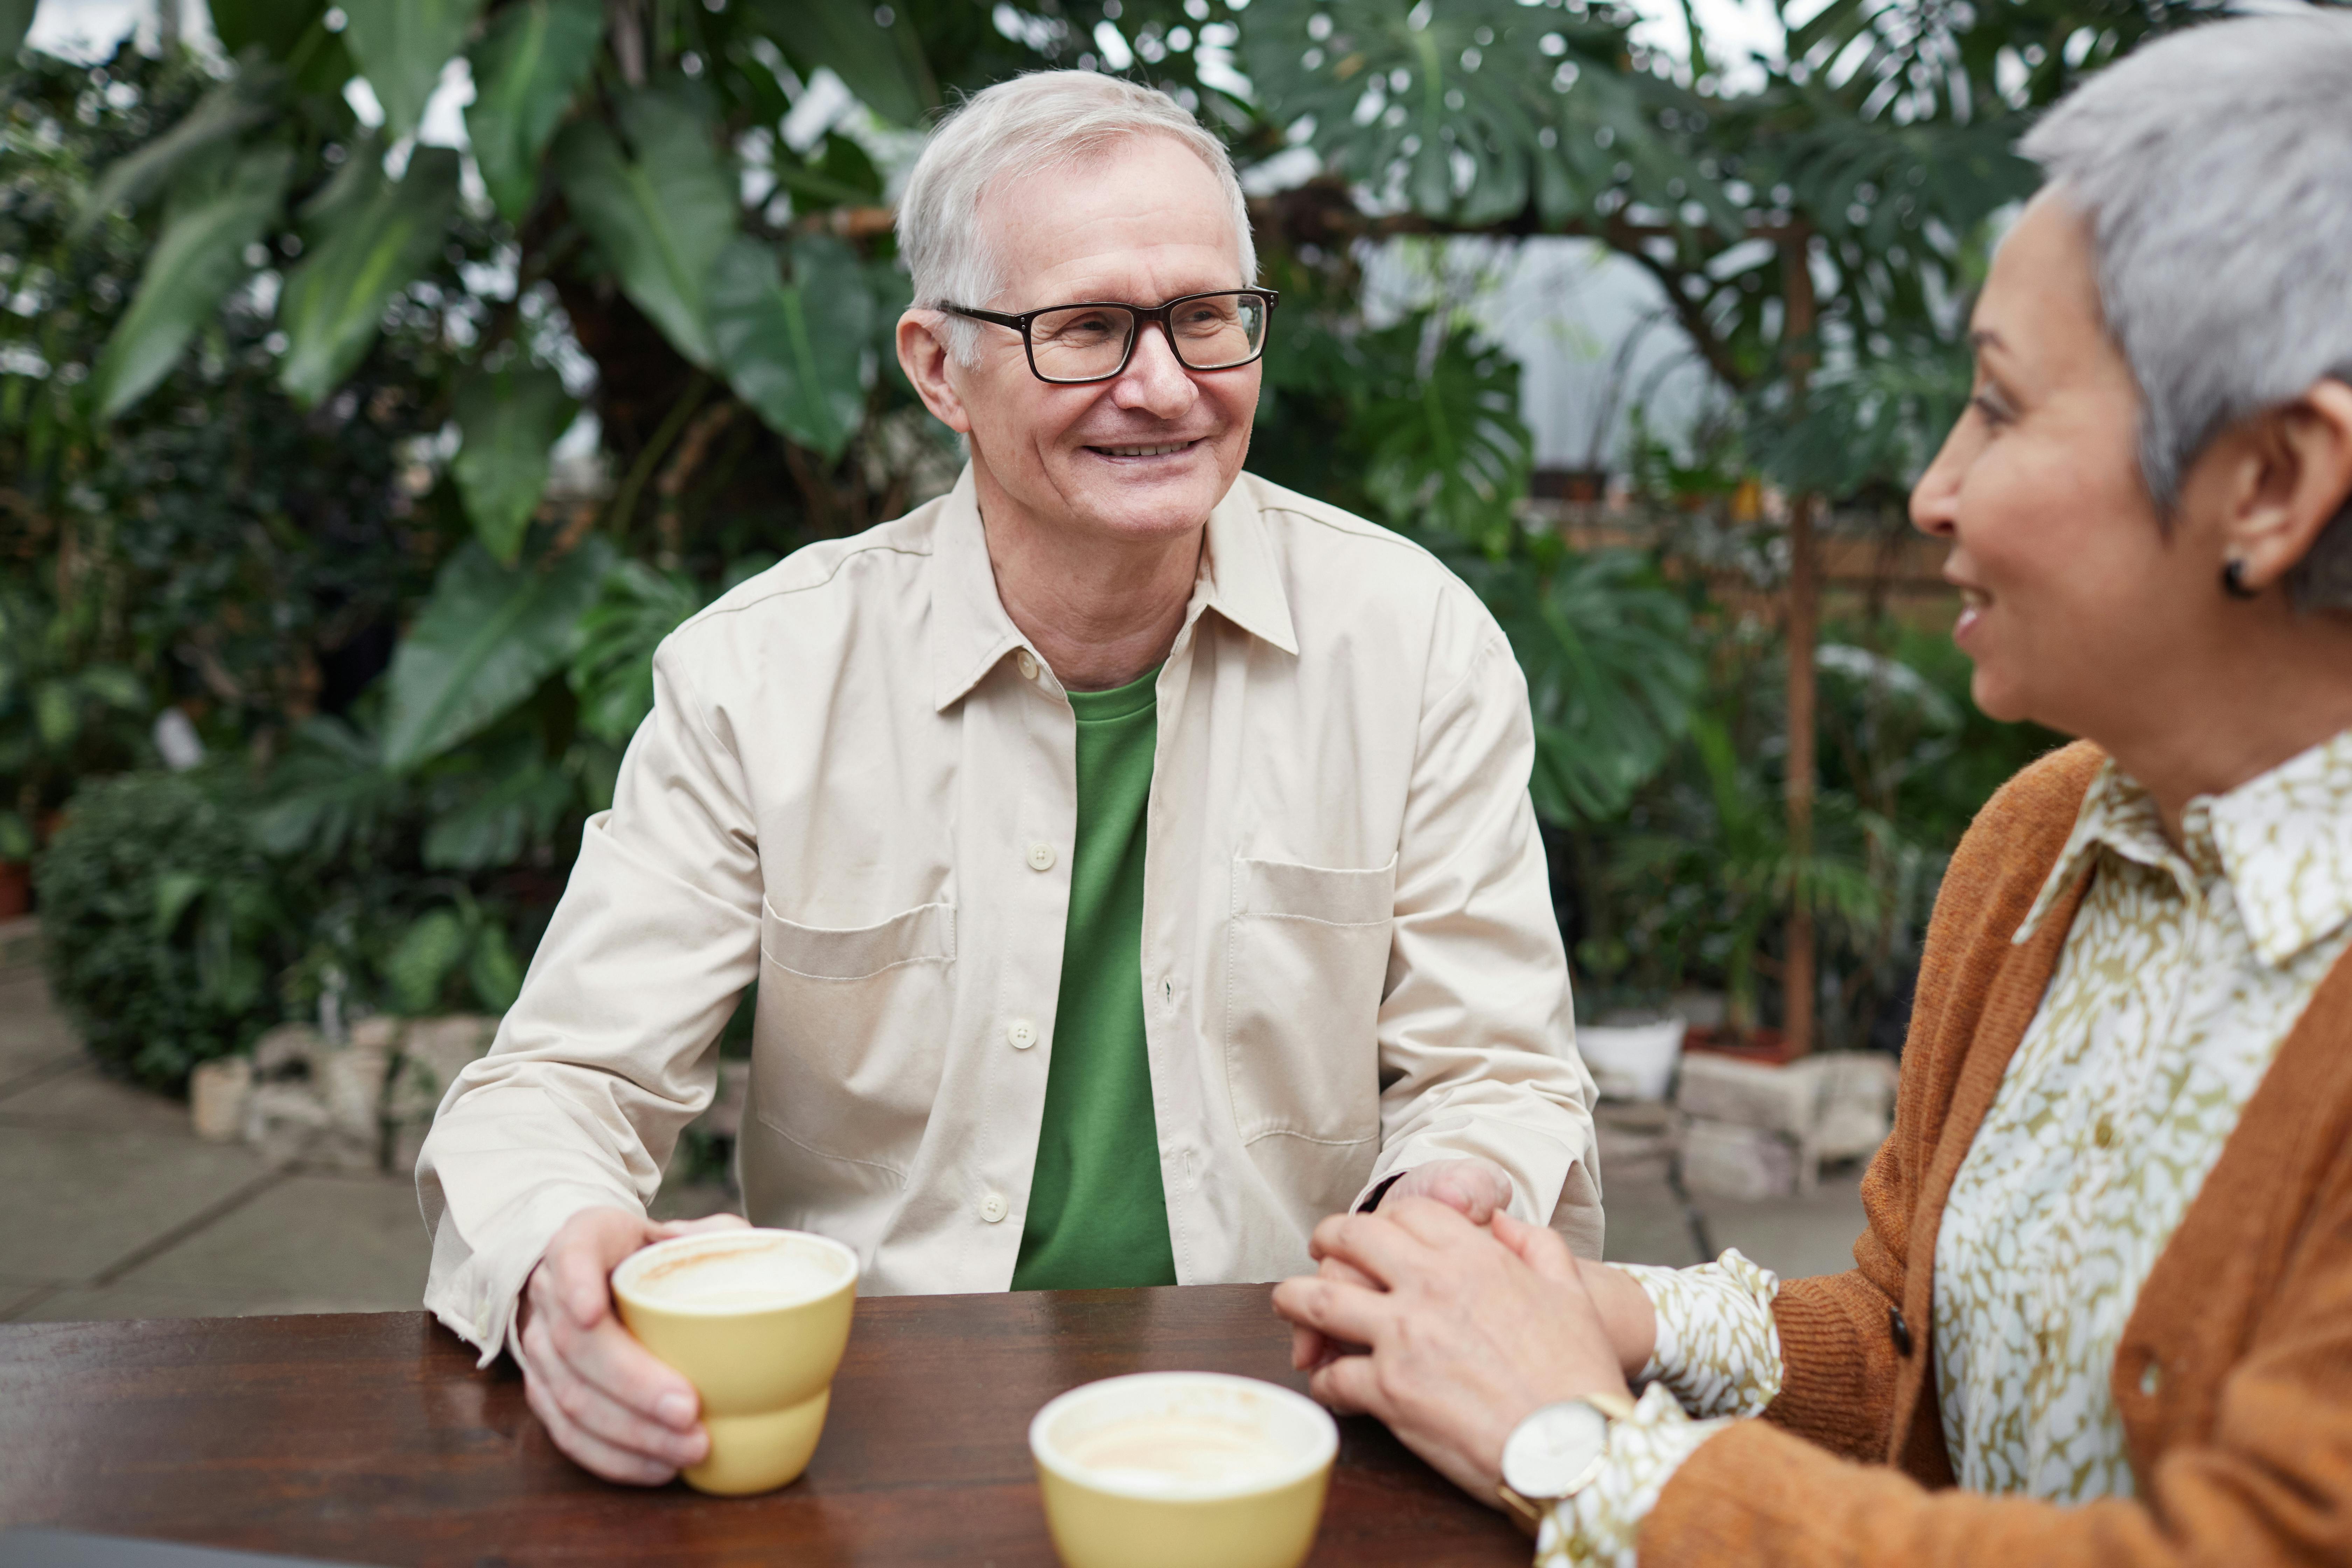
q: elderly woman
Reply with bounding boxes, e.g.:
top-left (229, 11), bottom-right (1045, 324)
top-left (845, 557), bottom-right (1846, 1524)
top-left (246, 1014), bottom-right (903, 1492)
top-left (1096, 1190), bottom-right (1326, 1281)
top-left (1273, 14), bottom-right (2352, 1564)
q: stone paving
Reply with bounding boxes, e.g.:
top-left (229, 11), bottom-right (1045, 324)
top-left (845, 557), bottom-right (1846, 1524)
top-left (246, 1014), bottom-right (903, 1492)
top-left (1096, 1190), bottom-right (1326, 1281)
top-left (0, 922), bottom-right (1865, 1324)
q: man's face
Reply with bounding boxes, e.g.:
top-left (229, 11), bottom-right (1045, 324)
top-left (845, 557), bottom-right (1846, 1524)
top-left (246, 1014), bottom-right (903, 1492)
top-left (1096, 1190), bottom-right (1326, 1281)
top-left (903, 134), bottom-right (1260, 547)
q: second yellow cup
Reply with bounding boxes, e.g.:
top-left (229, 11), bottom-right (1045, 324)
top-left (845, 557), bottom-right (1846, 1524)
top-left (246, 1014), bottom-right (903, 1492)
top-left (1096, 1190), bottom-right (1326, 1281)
top-left (610, 1226), bottom-right (860, 1495)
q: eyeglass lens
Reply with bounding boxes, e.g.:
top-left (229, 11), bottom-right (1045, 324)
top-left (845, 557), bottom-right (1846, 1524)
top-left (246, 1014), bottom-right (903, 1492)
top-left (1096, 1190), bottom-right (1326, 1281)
top-left (1028, 293), bottom-right (1267, 382)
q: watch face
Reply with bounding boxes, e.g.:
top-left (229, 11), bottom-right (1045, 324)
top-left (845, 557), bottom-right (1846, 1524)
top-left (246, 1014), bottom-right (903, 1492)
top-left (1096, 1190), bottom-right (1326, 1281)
top-left (1500, 1401), bottom-right (1610, 1500)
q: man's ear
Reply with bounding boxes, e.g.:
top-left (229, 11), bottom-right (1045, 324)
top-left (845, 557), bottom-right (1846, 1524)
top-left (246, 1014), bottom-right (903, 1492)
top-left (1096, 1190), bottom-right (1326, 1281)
top-left (896, 310), bottom-right (973, 435)
top-left (2219, 378), bottom-right (2352, 593)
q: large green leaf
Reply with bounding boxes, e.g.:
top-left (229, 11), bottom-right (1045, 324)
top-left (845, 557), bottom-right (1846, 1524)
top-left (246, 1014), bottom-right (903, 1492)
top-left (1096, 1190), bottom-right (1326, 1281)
top-left (344, 0), bottom-right (486, 141)
top-left (0, 0), bottom-right (31, 60)
top-left (277, 147), bottom-right (461, 407)
top-left (551, 85), bottom-right (735, 368)
top-left (385, 907), bottom-right (471, 1014)
top-left (208, 0), bottom-right (324, 59)
top-left (708, 236), bottom-right (869, 459)
top-left (465, 0), bottom-right (604, 225)
top-left (88, 146), bottom-right (293, 420)
top-left (567, 560), bottom-right (707, 745)
top-left (380, 536), bottom-right (616, 772)
top-left (451, 365), bottom-right (578, 564)
top-left (70, 74), bottom-right (276, 242)
top-left (750, 0), bottom-right (937, 127)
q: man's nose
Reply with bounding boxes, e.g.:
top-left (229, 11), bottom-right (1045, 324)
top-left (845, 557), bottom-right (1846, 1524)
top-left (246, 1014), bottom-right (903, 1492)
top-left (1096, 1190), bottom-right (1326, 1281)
top-left (1110, 319), bottom-right (1198, 419)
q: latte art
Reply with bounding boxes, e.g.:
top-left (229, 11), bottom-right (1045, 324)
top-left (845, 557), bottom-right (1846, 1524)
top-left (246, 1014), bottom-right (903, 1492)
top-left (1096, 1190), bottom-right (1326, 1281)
top-left (622, 1239), bottom-right (850, 1312)
top-left (1064, 1414), bottom-right (1299, 1491)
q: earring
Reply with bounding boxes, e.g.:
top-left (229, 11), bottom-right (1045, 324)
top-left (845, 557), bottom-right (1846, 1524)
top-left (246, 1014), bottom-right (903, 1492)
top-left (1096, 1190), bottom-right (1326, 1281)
top-left (2222, 558), bottom-right (2261, 600)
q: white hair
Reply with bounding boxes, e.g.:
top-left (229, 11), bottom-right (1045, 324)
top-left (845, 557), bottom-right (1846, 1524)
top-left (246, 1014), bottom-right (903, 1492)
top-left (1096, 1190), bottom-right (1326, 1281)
top-left (896, 71), bottom-right (1256, 365)
top-left (2021, 13), bottom-right (2352, 608)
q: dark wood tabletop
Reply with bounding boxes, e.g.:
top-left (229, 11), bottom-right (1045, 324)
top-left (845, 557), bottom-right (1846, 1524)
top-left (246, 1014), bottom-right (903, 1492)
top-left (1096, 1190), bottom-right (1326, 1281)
top-left (0, 1283), bottom-right (1527, 1567)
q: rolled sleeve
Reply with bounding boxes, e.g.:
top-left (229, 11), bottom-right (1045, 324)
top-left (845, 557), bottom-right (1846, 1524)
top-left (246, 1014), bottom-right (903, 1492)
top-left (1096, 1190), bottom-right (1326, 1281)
top-left (414, 644), bottom-right (765, 1361)
top-left (1622, 1248), bottom-right (1785, 1419)
top-left (1362, 617), bottom-right (1601, 1254)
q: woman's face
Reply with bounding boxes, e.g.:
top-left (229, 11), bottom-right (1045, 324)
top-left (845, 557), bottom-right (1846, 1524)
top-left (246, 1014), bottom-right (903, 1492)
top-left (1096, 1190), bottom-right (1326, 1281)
top-left (1910, 193), bottom-right (2223, 735)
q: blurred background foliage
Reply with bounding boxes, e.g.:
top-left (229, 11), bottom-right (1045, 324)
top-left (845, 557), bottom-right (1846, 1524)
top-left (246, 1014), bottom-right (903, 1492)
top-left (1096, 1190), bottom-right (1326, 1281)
top-left (0, 0), bottom-right (2193, 1088)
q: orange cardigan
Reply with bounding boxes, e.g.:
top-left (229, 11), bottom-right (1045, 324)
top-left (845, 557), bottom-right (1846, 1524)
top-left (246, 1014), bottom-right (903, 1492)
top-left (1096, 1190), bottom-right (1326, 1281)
top-left (1644, 741), bottom-right (2352, 1564)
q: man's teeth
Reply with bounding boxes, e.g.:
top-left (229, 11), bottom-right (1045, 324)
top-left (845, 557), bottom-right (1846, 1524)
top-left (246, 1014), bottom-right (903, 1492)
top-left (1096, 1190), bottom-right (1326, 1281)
top-left (1099, 442), bottom-right (1190, 457)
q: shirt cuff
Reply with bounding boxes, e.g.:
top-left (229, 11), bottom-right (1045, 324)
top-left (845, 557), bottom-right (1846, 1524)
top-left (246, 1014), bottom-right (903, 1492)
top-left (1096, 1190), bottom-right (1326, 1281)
top-left (1616, 1248), bottom-right (1783, 1419)
top-left (1533, 1392), bottom-right (1740, 1561)
top-left (1535, 1383), bottom-right (1733, 1568)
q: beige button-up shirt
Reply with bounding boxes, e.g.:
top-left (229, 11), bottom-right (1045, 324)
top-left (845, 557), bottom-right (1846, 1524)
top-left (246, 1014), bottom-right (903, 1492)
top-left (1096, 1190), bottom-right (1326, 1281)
top-left (417, 468), bottom-right (1601, 1358)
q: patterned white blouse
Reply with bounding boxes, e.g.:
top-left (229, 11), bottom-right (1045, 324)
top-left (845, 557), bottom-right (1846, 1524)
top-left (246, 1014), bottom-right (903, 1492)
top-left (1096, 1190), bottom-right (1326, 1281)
top-left (1537, 728), bottom-right (2352, 1566)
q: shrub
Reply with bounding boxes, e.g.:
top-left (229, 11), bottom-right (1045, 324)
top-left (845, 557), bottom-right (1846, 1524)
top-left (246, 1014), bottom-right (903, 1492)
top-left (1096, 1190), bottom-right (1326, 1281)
top-left (36, 770), bottom-right (296, 1092)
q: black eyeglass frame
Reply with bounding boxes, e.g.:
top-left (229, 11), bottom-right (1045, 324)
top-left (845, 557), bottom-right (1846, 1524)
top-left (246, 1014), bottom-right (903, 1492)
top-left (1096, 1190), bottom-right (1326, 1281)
top-left (938, 288), bottom-right (1281, 385)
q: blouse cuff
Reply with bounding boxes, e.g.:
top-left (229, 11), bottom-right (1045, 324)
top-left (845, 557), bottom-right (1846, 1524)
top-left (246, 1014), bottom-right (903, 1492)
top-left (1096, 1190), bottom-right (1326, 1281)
top-left (1534, 1382), bottom-right (1733, 1568)
top-left (1617, 1248), bottom-right (1784, 1419)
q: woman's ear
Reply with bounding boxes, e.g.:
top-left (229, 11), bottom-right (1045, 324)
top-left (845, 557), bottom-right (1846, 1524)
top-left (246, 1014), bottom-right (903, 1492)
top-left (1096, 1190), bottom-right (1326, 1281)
top-left (2215, 379), bottom-right (2352, 592)
top-left (895, 310), bottom-right (974, 435)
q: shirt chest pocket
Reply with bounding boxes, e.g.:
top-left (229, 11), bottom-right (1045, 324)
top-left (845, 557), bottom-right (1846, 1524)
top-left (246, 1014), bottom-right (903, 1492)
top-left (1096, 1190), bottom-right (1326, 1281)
top-left (1223, 854), bottom-right (1396, 1148)
top-left (753, 900), bottom-right (954, 1172)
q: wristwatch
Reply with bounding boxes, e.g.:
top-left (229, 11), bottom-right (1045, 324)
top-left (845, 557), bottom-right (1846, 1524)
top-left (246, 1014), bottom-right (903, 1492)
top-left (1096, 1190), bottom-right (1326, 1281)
top-left (1495, 1390), bottom-right (1639, 1536)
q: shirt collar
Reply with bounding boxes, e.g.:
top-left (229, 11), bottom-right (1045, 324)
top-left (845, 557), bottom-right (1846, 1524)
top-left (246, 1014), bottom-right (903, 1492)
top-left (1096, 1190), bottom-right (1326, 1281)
top-left (2014, 727), bottom-right (2352, 967)
top-left (928, 467), bottom-right (1297, 712)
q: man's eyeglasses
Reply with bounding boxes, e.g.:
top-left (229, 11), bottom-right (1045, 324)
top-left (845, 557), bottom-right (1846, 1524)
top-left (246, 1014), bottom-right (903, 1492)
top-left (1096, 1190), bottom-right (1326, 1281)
top-left (939, 289), bottom-right (1279, 385)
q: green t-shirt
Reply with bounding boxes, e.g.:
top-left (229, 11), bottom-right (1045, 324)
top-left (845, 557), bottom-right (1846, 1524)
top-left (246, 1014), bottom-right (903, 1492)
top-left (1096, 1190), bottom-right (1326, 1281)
top-left (1010, 667), bottom-right (1178, 1291)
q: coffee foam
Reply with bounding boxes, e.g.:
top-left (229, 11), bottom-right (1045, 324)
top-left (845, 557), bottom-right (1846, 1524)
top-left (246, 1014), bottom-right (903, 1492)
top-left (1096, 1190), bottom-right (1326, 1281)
top-left (1063, 1413), bottom-right (1299, 1492)
top-left (622, 1238), bottom-right (849, 1312)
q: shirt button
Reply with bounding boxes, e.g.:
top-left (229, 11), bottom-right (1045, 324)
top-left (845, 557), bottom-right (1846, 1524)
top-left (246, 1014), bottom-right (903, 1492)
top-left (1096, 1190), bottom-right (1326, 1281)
top-left (2094, 1115), bottom-right (2115, 1149)
top-left (1027, 842), bottom-right (1056, 872)
top-left (1016, 650), bottom-right (1039, 680)
top-left (1007, 1020), bottom-right (1038, 1050)
top-left (980, 1192), bottom-right (1009, 1223)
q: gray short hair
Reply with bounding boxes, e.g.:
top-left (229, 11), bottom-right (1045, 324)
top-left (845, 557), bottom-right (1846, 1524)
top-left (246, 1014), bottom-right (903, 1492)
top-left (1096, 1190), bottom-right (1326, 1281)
top-left (896, 71), bottom-right (1256, 365)
top-left (2021, 13), bottom-right (2352, 609)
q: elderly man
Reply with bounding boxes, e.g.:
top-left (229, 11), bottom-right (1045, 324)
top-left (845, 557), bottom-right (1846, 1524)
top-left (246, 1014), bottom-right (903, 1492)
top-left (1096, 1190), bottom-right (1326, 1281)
top-left (415, 69), bottom-right (1598, 1485)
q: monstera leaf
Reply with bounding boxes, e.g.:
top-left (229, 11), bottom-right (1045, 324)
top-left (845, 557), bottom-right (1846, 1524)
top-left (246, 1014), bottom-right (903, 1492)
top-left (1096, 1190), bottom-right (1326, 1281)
top-left (466, 0), bottom-right (604, 224)
top-left (343, 0), bottom-right (486, 141)
top-left (1241, 0), bottom-right (1729, 232)
top-left (380, 536), bottom-right (615, 773)
top-left (552, 84), bottom-right (736, 368)
top-left (70, 73), bottom-right (279, 241)
top-left (708, 236), bottom-right (871, 459)
top-left (88, 146), bottom-right (293, 419)
top-left (278, 147), bottom-right (461, 407)
top-left (451, 364), bottom-right (578, 564)
top-left (749, 0), bottom-right (938, 127)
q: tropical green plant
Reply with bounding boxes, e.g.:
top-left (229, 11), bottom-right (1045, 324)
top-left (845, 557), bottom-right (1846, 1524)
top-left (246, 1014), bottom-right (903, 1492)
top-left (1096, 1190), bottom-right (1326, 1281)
top-left (35, 769), bottom-right (294, 1088)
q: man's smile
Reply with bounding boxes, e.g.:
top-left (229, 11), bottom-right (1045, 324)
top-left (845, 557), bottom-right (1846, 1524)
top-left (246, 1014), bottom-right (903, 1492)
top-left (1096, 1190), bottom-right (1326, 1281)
top-left (1084, 436), bottom-right (1207, 460)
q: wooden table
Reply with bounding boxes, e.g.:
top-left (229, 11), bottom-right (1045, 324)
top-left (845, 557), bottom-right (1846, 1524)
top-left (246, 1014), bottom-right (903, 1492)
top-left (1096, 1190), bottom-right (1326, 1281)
top-left (0, 1284), bottom-right (1526, 1566)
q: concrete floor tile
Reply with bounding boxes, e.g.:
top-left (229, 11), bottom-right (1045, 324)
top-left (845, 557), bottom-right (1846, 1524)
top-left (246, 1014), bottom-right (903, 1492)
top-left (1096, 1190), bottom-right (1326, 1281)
top-left (1695, 1164), bottom-right (1869, 1281)
top-left (0, 1061), bottom-right (192, 1135)
top-left (1601, 1176), bottom-right (1705, 1267)
top-left (0, 1124), bottom-right (276, 1281)
top-left (0, 972), bottom-right (79, 1087)
top-left (109, 1171), bottom-right (430, 1310)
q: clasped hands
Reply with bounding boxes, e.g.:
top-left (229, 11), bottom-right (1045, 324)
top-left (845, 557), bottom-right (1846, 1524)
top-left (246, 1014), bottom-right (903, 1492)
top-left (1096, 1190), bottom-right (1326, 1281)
top-left (1272, 1158), bottom-right (1659, 1505)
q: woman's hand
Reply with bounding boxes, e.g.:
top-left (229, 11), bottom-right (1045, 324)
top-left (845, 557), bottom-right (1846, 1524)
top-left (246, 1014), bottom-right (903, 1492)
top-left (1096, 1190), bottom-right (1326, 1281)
top-left (1271, 1197), bottom-right (1631, 1503)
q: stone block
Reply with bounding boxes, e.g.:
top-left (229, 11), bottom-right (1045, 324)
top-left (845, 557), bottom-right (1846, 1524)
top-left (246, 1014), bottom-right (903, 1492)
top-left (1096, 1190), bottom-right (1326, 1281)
top-left (1680, 1117), bottom-right (1799, 1202)
top-left (189, 1057), bottom-right (251, 1142)
top-left (1593, 1100), bottom-right (1681, 1187)
top-left (1675, 1053), bottom-right (1827, 1140)
top-left (384, 1014), bottom-right (499, 1126)
top-left (1813, 1052), bottom-right (1899, 1163)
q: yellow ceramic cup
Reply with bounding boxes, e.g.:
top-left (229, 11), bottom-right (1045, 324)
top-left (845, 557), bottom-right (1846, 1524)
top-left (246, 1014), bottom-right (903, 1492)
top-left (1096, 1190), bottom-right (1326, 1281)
top-left (609, 1227), bottom-right (859, 1496)
top-left (1029, 1371), bottom-right (1338, 1568)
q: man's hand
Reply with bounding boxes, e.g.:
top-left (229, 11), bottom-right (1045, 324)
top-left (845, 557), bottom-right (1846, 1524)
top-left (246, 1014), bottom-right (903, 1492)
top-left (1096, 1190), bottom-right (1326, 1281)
top-left (1286, 1157), bottom-right (1518, 1372)
top-left (1381, 1156), bottom-right (1514, 1223)
top-left (1270, 1198), bottom-right (1629, 1503)
top-left (517, 1206), bottom-right (750, 1485)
